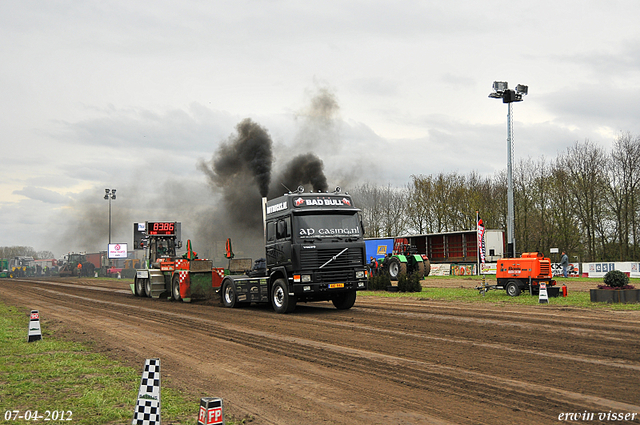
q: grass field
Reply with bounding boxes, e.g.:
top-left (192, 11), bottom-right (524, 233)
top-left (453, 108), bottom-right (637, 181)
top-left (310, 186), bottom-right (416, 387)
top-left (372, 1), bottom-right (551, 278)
top-left (0, 302), bottom-right (202, 425)
top-left (362, 276), bottom-right (640, 311)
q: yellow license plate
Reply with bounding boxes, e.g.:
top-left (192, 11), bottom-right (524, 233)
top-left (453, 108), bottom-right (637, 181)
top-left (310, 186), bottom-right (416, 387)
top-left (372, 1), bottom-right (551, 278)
top-left (329, 283), bottom-right (344, 289)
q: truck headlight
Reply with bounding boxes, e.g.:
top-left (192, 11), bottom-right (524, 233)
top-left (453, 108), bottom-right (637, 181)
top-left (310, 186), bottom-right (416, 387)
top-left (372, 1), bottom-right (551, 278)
top-left (358, 281), bottom-right (366, 288)
top-left (356, 271), bottom-right (365, 279)
top-left (302, 274), bottom-right (312, 283)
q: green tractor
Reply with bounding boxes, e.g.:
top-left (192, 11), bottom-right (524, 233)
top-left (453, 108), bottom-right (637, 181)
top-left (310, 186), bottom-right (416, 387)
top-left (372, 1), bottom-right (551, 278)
top-left (378, 238), bottom-right (431, 281)
top-left (0, 259), bottom-right (9, 278)
top-left (58, 253), bottom-right (95, 277)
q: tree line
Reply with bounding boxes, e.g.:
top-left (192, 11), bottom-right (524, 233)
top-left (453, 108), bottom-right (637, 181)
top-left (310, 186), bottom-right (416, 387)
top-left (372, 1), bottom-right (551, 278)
top-left (0, 246), bottom-right (55, 260)
top-left (351, 133), bottom-right (640, 263)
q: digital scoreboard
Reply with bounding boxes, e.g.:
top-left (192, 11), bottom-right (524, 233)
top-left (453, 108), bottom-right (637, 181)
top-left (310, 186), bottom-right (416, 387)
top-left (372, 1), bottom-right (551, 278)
top-left (133, 222), bottom-right (182, 250)
top-left (147, 222), bottom-right (176, 235)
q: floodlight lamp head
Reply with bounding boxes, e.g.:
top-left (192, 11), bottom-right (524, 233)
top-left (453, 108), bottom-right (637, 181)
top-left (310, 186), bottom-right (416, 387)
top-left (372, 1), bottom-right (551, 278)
top-left (105, 188), bottom-right (110, 194)
top-left (493, 81), bottom-right (508, 92)
top-left (516, 84), bottom-right (528, 95)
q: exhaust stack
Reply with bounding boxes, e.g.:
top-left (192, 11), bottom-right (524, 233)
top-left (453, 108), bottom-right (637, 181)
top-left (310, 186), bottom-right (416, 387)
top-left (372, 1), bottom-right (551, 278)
top-left (262, 197), bottom-right (267, 247)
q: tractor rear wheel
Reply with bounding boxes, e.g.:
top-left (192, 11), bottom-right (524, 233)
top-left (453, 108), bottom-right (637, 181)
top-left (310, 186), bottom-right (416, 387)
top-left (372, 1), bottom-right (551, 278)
top-left (423, 258), bottom-right (431, 277)
top-left (387, 257), bottom-right (407, 281)
top-left (171, 275), bottom-right (181, 301)
top-left (135, 277), bottom-right (146, 297)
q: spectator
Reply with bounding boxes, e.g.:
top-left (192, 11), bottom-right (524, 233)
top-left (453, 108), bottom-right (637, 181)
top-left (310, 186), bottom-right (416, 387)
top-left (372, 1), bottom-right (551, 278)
top-left (560, 251), bottom-right (569, 278)
top-left (369, 256), bottom-right (378, 276)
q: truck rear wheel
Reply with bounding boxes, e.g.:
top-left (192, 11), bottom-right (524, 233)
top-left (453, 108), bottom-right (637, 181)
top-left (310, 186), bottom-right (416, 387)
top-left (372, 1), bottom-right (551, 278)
top-left (332, 291), bottom-right (357, 310)
top-left (506, 280), bottom-right (521, 297)
top-left (171, 275), bottom-right (181, 301)
top-left (272, 279), bottom-right (296, 314)
top-left (222, 279), bottom-right (238, 308)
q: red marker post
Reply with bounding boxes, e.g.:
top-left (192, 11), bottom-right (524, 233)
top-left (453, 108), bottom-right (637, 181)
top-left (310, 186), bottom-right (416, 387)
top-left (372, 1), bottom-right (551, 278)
top-left (198, 397), bottom-right (224, 425)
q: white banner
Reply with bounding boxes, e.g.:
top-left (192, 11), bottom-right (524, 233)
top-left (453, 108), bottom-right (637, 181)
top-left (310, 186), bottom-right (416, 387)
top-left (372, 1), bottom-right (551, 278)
top-left (108, 243), bottom-right (128, 259)
top-left (430, 264), bottom-right (451, 276)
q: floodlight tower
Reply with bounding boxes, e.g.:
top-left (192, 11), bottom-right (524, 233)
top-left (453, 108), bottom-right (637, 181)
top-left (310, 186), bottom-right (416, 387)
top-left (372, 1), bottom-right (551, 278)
top-left (104, 188), bottom-right (116, 244)
top-left (489, 82), bottom-right (528, 258)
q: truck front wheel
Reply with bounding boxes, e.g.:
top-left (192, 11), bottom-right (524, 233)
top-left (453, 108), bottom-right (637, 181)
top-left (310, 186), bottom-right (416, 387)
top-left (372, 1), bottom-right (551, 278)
top-left (506, 280), bottom-right (521, 297)
top-left (272, 279), bottom-right (296, 314)
top-left (222, 280), bottom-right (238, 308)
top-left (332, 291), bottom-right (357, 310)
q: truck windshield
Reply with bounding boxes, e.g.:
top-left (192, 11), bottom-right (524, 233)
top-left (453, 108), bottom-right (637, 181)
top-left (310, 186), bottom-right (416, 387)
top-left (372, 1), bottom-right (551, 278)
top-left (295, 213), bottom-right (362, 240)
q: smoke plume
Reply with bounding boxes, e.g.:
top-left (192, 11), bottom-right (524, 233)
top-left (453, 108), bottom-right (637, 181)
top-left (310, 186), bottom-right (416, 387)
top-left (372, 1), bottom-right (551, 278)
top-left (52, 87), bottom-right (340, 261)
top-left (206, 118), bottom-right (273, 197)
top-left (272, 153), bottom-right (328, 195)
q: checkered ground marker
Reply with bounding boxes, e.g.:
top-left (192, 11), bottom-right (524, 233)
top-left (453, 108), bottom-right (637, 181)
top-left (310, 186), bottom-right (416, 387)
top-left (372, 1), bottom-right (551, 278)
top-left (132, 358), bottom-right (161, 425)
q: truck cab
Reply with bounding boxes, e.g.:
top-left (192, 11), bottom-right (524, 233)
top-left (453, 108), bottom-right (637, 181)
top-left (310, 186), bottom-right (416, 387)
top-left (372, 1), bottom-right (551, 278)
top-left (221, 188), bottom-right (368, 313)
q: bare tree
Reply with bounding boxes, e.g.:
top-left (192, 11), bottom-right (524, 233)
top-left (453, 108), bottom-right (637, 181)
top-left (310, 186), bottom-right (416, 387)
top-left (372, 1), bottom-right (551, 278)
top-left (556, 140), bottom-right (609, 261)
top-left (607, 133), bottom-right (640, 260)
top-left (406, 175), bottom-right (433, 234)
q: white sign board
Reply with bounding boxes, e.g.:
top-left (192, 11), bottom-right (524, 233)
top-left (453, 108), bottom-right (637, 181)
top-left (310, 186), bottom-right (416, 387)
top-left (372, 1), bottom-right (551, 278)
top-left (108, 243), bottom-right (128, 259)
top-left (550, 248), bottom-right (559, 254)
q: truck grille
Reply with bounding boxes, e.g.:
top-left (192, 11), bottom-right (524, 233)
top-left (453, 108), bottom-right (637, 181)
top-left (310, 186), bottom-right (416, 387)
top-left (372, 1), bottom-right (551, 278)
top-left (300, 247), bottom-right (364, 283)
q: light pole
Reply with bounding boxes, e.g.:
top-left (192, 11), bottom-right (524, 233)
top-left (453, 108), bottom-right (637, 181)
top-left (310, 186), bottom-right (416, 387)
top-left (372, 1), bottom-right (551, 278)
top-left (104, 189), bottom-right (116, 244)
top-left (489, 81), bottom-right (527, 258)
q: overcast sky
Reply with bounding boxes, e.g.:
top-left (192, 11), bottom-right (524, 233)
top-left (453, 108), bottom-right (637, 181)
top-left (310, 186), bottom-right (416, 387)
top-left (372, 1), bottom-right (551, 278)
top-left (2, 0), bottom-right (640, 258)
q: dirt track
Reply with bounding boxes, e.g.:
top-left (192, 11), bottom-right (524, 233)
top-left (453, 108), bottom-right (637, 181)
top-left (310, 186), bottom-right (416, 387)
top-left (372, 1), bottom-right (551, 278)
top-left (3, 277), bottom-right (640, 424)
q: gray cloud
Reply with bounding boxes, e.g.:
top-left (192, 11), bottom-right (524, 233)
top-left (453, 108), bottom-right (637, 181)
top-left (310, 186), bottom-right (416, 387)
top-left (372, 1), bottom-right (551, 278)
top-left (13, 187), bottom-right (70, 204)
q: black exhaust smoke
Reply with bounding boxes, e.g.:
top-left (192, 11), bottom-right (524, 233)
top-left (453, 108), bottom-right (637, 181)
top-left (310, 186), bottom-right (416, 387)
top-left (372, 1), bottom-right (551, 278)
top-left (208, 118), bottom-right (273, 197)
top-left (197, 88), bottom-right (333, 258)
top-left (273, 153), bottom-right (328, 194)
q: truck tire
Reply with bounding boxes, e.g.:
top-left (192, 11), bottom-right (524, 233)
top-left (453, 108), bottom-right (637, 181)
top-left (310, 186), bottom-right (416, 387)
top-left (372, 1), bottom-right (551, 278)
top-left (506, 280), bottom-right (521, 297)
top-left (271, 278), bottom-right (296, 314)
top-left (222, 279), bottom-right (238, 308)
top-left (332, 291), bottom-right (357, 310)
top-left (416, 261), bottom-right (425, 277)
top-left (387, 257), bottom-right (407, 281)
top-left (135, 277), bottom-right (146, 297)
top-left (171, 275), bottom-right (181, 301)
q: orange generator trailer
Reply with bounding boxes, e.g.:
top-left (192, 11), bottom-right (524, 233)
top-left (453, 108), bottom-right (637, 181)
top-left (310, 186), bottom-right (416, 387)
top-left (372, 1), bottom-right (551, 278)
top-left (496, 252), bottom-right (557, 297)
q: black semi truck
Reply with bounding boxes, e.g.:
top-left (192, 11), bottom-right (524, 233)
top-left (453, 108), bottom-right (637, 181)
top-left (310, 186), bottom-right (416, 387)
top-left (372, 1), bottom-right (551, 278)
top-left (220, 188), bottom-right (368, 313)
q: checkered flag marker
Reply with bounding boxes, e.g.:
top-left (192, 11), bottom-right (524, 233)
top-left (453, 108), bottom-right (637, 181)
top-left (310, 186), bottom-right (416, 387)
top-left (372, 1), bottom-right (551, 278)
top-left (28, 310), bottom-right (42, 342)
top-left (132, 358), bottom-right (161, 425)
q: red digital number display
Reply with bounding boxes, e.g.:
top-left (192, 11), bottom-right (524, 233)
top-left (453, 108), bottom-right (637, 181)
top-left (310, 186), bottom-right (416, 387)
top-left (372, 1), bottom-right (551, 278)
top-left (148, 222), bottom-right (175, 235)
